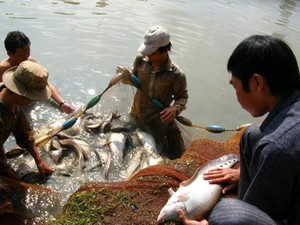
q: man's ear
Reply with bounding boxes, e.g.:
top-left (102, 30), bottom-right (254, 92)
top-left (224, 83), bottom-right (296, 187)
top-left (251, 73), bottom-right (266, 92)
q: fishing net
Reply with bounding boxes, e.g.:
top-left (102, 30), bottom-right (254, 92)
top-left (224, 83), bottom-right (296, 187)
top-left (48, 83), bottom-right (244, 224)
top-left (94, 82), bottom-right (238, 149)
top-left (53, 128), bottom-right (243, 225)
top-left (2, 82), bottom-right (244, 224)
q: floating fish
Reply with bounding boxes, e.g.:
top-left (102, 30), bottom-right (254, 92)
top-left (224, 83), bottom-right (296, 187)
top-left (58, 139), bottom-right (88, 170)
top-left (134, 130), bottom-right (159, 155)
top-left (134, 130), bottom-right (168, 165)
top-left (104, 132), bottom-right (130, 179)
top-left (100, 112), bottom-right (122, 133)
top-left (122, 131), bottom-right (168, 179)
top-left (82, 113), bottom-right (104, 132)
top-left (15, 148), bottom-right (63, 183)
top-left (157, 154), bottom-right (239, 224)
top-left (123, 148), bottom-right (146, 180)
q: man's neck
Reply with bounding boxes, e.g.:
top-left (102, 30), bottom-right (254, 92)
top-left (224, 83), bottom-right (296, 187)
top-left (151, 55), bottom-right (168, 71)
top-left (7, 57), bottom-right (19, 67)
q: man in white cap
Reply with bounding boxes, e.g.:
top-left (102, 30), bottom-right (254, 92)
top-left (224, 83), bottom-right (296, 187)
top-left (0, 60), bottom-right (54, 180)
top-left (116, 25), bottom-right (188, 159)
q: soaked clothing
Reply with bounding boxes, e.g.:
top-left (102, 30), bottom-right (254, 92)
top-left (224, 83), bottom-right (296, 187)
top-left (0, 101), bottom-right (35, 179)
top-left (209, 91), bottom-right (300, 225)
top-left (123, 55), bottom-right (188, 159)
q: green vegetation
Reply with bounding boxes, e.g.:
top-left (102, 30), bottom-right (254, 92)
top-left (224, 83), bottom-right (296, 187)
top-left (45, 187), bottom-right (158, 225)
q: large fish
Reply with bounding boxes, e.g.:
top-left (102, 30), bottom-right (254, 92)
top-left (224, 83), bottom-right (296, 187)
top-left (134, 130), bottom-right (168, 165)
top-left (104, 132), bottom-right (130, 179)
top-left (15, 149), bottom-right (63, 183)
top-left (134, 130), bottom-right (159, 155)
top-left (86, 112), bottom-right (122, 133)
top-left (122, 131), bottom-right (169, 180)
top-left (58, 138), bottom-right (90, 170)
top-left (123, 148), bottom-right (146, 180)
top-left (157, 154), bottom-right (239, 224)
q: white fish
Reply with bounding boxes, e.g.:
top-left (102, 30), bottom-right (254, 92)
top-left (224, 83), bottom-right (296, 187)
top-left (123, 148), bottom-right (146, 180)
top-left (157, 154), bottom-right (239, 224)
top-left (123, 131), bottom-right (168, 179)
top-left (104, 132), bottom-right (129, 179)
top-left (58, 139), bottom-right (87, 170)
top-left (134, 130), bottom-right (159, 155)
top-left (15, 150), bottom-right (62, 182)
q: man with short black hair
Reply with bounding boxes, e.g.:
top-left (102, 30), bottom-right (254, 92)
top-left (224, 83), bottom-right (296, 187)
top-left (0, 30), bottom-right (75, 113)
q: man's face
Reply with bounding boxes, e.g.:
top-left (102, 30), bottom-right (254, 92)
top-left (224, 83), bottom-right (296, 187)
top-left (229, 74), bottom-right (267, 117)
top-left (147, 50), bottom-right (165, 63)
top-left (8, 44), bottom-right (31, 65)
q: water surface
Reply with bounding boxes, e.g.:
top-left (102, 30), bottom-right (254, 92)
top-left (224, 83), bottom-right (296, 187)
top-left (1, 0), bottom-right (299, 132)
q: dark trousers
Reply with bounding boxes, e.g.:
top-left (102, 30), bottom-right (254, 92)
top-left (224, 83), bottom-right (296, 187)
top-left (144, 118), bottom-right (185, 160)
top-left (208, 125), bottom-right (283, 225)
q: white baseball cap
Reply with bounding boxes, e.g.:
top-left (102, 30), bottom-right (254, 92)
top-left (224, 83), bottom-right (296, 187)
top-left (137, 25), bottom-right (170, 56)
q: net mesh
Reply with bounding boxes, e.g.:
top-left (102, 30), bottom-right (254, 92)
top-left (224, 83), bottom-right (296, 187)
top-left (97, 82), bottom-right (237, 147)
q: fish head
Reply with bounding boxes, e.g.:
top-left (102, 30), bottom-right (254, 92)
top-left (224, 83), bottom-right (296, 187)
top-left (16, 163), bottom-right (33, 180)
top-left (157, 202), bottom-right (186, 224)
top-left (16, 163), bottom-right (44, 184)
top-left (218, 154), bottom-right (240, 169)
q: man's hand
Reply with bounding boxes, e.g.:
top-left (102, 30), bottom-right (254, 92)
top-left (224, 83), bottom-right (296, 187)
top-left (116, 66), bottom-right (132, 78)
top-left (203, 167), bottom-right (240, 194)
top-left (60, 102), bottom-right (75, 114)
top-left (160, 106), bottom-right (177, 123)
top-left (36, 160), bottom-right (54, 178)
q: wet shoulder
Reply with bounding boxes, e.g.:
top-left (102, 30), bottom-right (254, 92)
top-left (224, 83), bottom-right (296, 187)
top-left (0, 60), bottom-right (12, 79)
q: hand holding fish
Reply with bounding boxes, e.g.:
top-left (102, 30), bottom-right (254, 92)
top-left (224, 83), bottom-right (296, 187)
top-left (177, 209), bottom-right (209, 225)
top-left (160, 106), bottom-right (177, 123)
top-left (203, 167), bottom-right (240, 194)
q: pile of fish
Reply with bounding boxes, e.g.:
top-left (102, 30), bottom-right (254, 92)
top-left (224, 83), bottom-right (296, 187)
top-left (8, 111), bottom-right (169, 184)
top-left (157, 154), bottom-right (239, 224)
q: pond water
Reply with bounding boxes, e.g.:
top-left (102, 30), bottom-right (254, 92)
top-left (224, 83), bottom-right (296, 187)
top-left (1, 0), bottom-right (299, 131)
top-left (0, 0), bottom-right (300, 222)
